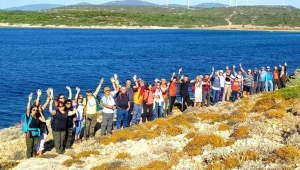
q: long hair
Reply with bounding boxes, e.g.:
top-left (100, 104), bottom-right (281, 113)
top-left (56, 93), bottom-right (64, 102)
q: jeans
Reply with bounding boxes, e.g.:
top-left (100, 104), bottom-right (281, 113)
top-left (231, 91), bottom-right (238, 102)
top-left (202, 91), bottom-right (210, 107)
top-left (252, 81), bottom-right (259, 94)
top-left (219, 87), bottom-right (224, 101)
top-left (116, 109), bottom-right (128, 129)
top-left (131, 104), bottom-right (143, 125)
top-left (152, 102), bottom-right (164, 120)
top-left (127, 102), bottom-right (134, 127)
top-left (273, 79), bottom-right (281, 90)
top-left (265, 80), bottom-right (273, 92)
top-left (75, 120), bottom-right (83, 136)
top-left (142, 103), bottom-right (153, 123)
top-left (212, 89), bottom-right (219, 105)
top-left (101, 112), bottom-right (114, 135)
top-left (168, 96), bottom-right (176, 114)
top-left (259, 81), bottom-right (266, 92)
top-left (181, 95), bottom-right (191, 111)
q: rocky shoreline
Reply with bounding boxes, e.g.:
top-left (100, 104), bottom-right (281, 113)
top-left (1, 87), bottom-right (300, 170)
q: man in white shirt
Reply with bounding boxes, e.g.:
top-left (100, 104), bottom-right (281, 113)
top-left (100, 87), bottom-right (117, 136)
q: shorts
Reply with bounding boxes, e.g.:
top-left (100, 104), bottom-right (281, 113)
top-left (243, 85), bottom-right (251, 93)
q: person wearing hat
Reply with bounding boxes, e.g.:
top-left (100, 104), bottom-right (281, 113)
top-left (239, 64), bottom-right (254, 97)
top-left (100, 80), bottom-right (119, 135)
top-left (222, 66), bottom-right (235, 102)
top-left (273, 66), bottom-right (281, 90)
top-left (82, 78), bottom-right (104, 139)
top-left (218, 70), bottom-right (225, 102)
top-left (265, 66), bottom-right (273, 92)
top-left (259, 66), bottom-right (267, 92)
top-left (252, 67), bottom-right (260, 94)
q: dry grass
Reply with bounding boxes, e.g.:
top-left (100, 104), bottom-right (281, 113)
top-left (91, 161), bottom-right (130, 170)
top-left (264, 109), bottom-right (287, 119)
top-left (62, 159), bottom-right (84, 167)
top-left (275, 145), bottom-right (300, 161)
top-left (185, 132), bottom-right (197, 139)
top-left (167, 151), bottom-right (185, 168)
top-left (183, 134), bottom-right (225, 156)
top-left (224, 157), bottom-right (240, 168)
top-left (0, 161), bottom-right (19, 170)
top-left (198, 113), bottom-right (221, 121)
top-left (240, 150), bottom-right (259, 160)
top-left (76, 150), bottom-right (99, 158)
top-left (226, 138), bottom-right (236, 146)
top-left (252, 97), bottom-right (276, 112)
top-left (230, 126), bottom-right (249, 139)
top-left (251, 115), bottom-right (262, 121)
top-left (206, 163), bottom-right (225, 170)
top-left (217, 123), bottom-right (231, 131)
top-left (115, 152), bottom-right (131, 159)
top-left (135, 160), bottom-right (168, 170)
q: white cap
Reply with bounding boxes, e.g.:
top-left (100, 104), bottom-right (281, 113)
top-left (247, 69), bottom-right (251, 72)
top-left (219, 70), bottom-right (224, 73)
top-left (267, 66), bottom-right (270, 69)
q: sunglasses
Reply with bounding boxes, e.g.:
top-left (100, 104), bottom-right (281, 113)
top-left (59, 97), bottom-right (65, 99)
top-left (32, 109), bottom-right (39, 111)
top-left (105, 90), bottom-right (110, 92)
top-left (58, 105), bottom-right (65, 108)
top-left (66, 103), bottom-right (72, 105)
top-left (78, 98), bottom-right (83, 100)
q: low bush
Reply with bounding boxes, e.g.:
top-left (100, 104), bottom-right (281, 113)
top-left (115, 152), bottom-right (131, 159)
top-left (264, 109), bottom-right (286, 119)
top-left (135, 160), bottom-right (168, 170)
top-left (275, 145), bottom-right (300, 161)
top-left (0, 161), bottom-right (19, 170)
top-left (218, 123), bottom-right (231, 131)
top-left (230, 126), bottom-right (249, 139)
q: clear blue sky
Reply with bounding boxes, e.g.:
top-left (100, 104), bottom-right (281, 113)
top-left (0, 0), bottom-right (299, 9)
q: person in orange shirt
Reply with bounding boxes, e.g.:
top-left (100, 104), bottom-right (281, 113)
top-left (168, 73), bottom-right (178, 116)
top-left (273, 66), bottom-right (281, 90)
top-left (131, 75), bottom-right (145, 125)
top-left (231, 77), bottom-right (240, 103)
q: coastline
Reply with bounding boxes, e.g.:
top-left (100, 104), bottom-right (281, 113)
top-left (1, 23), bottom-right (300, 32)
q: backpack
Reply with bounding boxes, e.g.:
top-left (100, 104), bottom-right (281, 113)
top-left (84, 95), bottom-right (101, 112)
top-left (21, 113), bottom-right (41, 137)
top-left (191, 84), bottom-right (195, 93)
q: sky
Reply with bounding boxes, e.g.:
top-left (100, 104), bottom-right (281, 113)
top-left (0, 0), bottom-right (299, 9)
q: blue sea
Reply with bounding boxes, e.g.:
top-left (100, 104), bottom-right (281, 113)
top-left (1, 28), bottom-right (300, 129)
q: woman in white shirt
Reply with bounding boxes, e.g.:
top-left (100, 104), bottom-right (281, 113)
top-left (152, 82), bottom-right (164, 120)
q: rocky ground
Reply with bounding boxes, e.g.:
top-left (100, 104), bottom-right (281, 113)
top-left (1, 87), bottom-right (300, 170)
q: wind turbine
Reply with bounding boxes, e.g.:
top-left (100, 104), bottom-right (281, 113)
top-left (229, 0), bottom-right (232, 6)
top-left (247, 0), bottom-right (249, 6)
top-left (166, 0), bottom-right (168, 7)
top-left (234, 0), bottom-right (238, 7)
top-left (283, 0), bottom-right (285, 5)
top-left (187, 0), bottom-right (190, 9)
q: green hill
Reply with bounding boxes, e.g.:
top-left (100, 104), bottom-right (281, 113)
top-left (0, 6), bottom-right (299, 28)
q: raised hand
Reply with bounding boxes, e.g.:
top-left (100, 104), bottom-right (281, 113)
top-left (226, 66), bottom-right (229, 70)
top-left (180, 75), bottom-right (184, 80)
top-left (46, 89), bottom-right (51, 96)
top-left (115, 79), bottom-right (119, 85)
top-left (100, 78), bottom-right (104, 84)
top-left (114, 74), bottom-right (118, 80)
top-left (37, 89), bottom-right (42, 96)
top-left (284, 62), bottom-right (287, 66)
top-left (233, 65), bottom-right (236, 69)
top-left (66, 86), bottom-right (71, 91)
top-left (212, 67), bottom-right (214, 71)
top-left (172, 72), bottom-right (176, 77)
top-left (178, 68), bottom-right (182, 74)
top-left (155, 78), bottom-right (159, 82)
top-left (239, 63), bottom-right (242, 67)
top-left (76, 87), bottom-right (80, 92)
top-left (28, 93), bottom-right (33, 101)
top-left (110, 77), bottom-right (115, 83)
top-left (133, 75), bottom-right (137, 81)
top-left (167, 82), bottom-right (170, 86)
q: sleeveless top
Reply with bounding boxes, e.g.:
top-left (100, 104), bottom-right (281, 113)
top-left (53, 110), bottom-right (68, 132)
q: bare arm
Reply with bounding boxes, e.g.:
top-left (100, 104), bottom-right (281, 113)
top-left (232, 65), bottom-right (237, 75)
top-left (240, 63), bottom-right (245, 73)
top-left (49, 99), bottom-right (57, 115)
top-left (74, 87), bottom-right (80, 103)
top-left (42, 90), bottom-right (51, 110)
top-left (127, 101), bottom-right (130, 111)
top-left (36, 89), bottom-right (41, 106)
top-left (27, 93), bottom-right (33, 116)
top-left (68, 108), bottom-right (76, 116)
top-left (66, 86), bottom-right (72, 100)
top-left (209, 67), bottom-right (214, 79)
top-left (93, 78), bottom-right (104, 96)
top-left (38, 105), bottom-right (46, 122)
top-left (111, 77), bottom-right (117, 91)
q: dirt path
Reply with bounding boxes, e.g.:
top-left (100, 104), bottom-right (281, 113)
top-left (225, 11), bottom-right (237, 25)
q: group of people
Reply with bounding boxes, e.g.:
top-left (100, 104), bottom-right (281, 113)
top-left (23, 62), bottom-right (288, 158)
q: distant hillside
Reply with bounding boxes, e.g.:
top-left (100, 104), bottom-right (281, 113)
top-left (74, 2), bottom-right (94, 6)
top-left (0, 6), bottom-right (300, 28)
top-left (101, 0), bottom-right (158, 6)
top-left (3, 4), bottom-right (64, 11)
top-left (194, 3), bottom-right (228, 8)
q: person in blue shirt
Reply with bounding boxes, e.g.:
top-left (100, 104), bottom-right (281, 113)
top-left (259, 67), bottom-right (267, 92)
top-left (265, 66), bottom-right (273, 91)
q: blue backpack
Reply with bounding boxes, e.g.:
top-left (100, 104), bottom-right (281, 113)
top-left (21, 114), bottom-right (40, 137)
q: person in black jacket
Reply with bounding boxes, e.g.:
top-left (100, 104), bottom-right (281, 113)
top-left (180, 75), bottom-right (191, 112)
